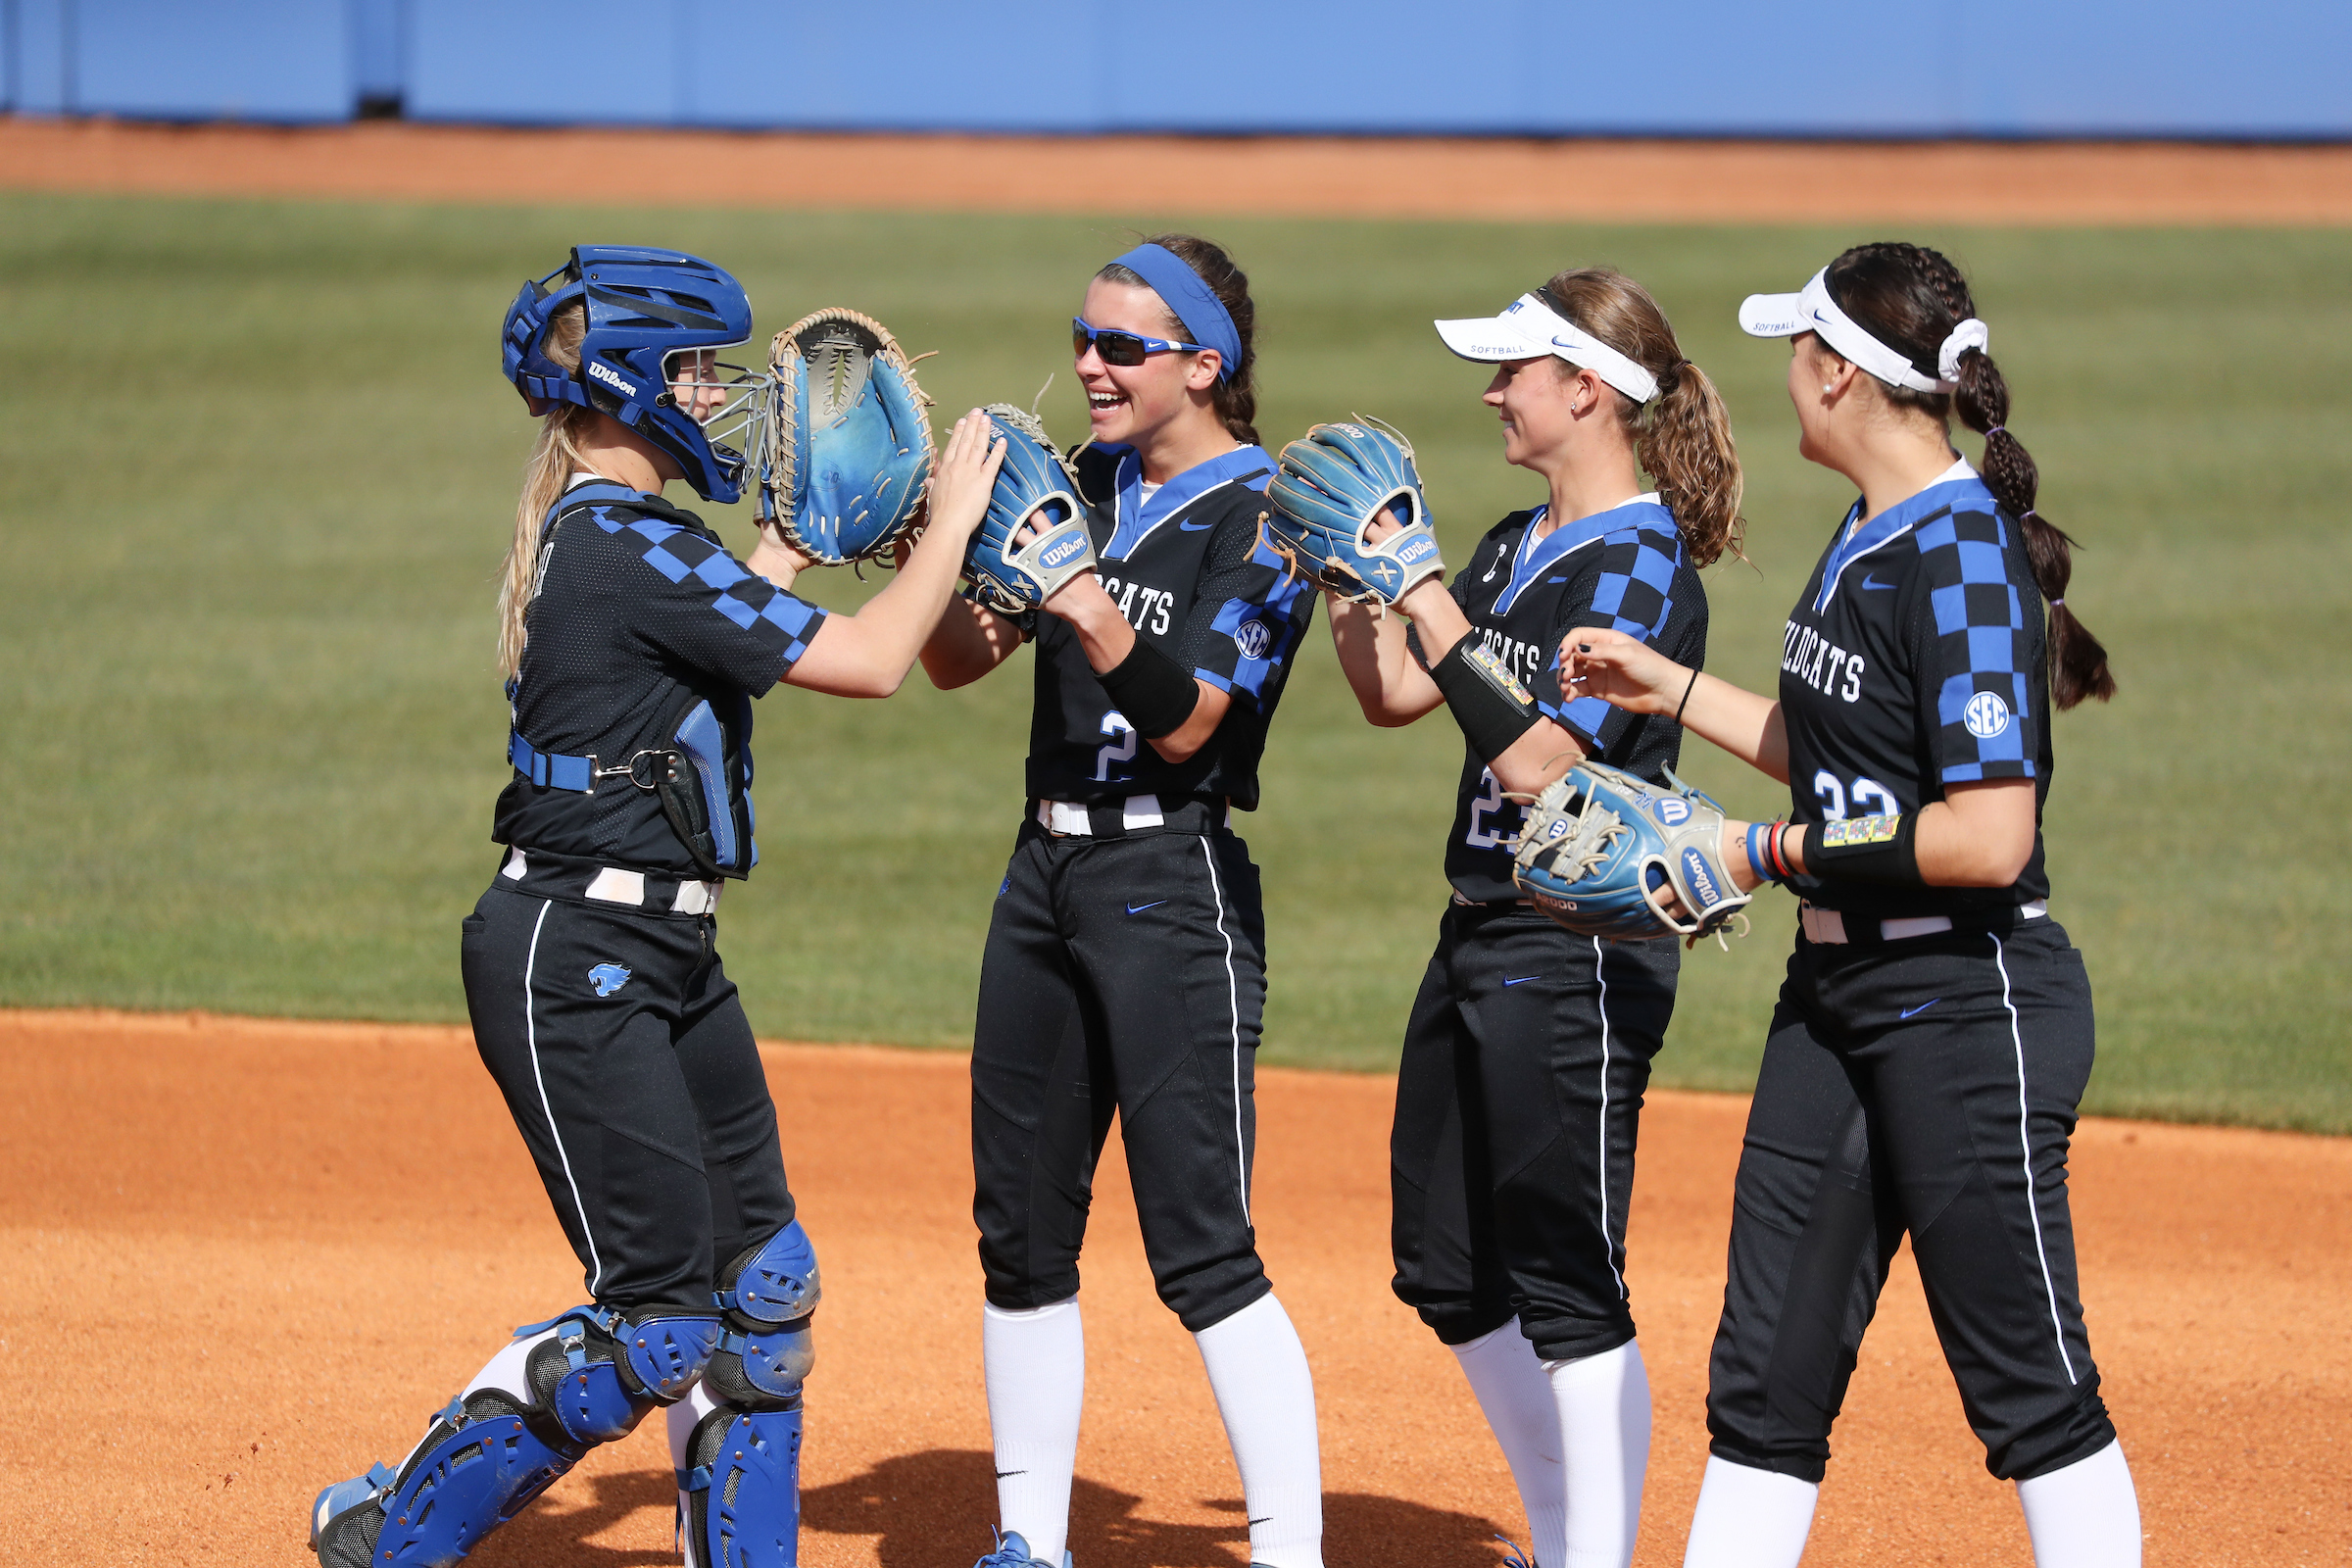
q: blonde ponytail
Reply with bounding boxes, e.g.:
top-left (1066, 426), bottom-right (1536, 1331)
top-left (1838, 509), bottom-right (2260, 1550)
top-left (496, 303), bottom-right (589, 680)
top-left (1639, 359), bottom-right (1744, 568)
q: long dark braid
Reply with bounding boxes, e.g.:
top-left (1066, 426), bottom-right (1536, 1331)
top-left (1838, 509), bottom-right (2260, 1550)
top-left (1825, 242), bottom-right (2115, 709)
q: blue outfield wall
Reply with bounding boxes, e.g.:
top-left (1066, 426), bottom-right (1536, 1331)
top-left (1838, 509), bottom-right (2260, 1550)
top-left (2, 0), bottom-right (2347, 138)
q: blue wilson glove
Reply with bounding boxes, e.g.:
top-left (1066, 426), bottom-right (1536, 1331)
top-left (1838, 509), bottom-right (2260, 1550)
top-left (760, 308), bottom-right (934, 564)
top-left (1264, 418), bottom-right (1446, 606)
top-left (963, 405), bottom-right (1098, 613)
top-left (1513, 761), bottom-right (1754, 948)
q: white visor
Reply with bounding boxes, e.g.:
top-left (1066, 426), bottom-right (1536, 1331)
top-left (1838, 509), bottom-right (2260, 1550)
top-left (1434, 293), bottom-right (1659, 405)
top-left (1738, 270), bottom-right (1951, 394)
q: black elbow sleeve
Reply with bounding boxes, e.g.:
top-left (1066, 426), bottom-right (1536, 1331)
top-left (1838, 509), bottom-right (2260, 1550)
top-left (1427, 637), bottom-right (1541, 766)
top-left (1096, 638), bottom-right (1201, 739)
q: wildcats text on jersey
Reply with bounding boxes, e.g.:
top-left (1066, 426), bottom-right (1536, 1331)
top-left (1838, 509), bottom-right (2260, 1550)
top-left (1782, 620), bottom-right (1867, 703)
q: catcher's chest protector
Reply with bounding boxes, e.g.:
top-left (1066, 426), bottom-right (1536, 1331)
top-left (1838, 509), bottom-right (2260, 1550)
top-left (1021, 444), bottom-right (1315, 813)
top-left (1429, 501), bottom-right (1708, 905)
top-left (1777, 470), bottom-right (2053, 922)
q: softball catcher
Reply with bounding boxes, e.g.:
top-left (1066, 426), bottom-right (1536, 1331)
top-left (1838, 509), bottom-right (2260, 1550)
top-left (918, 236), bottom-right (1325, 1568)
top-left (1284, 270), bottom-right (1742, 1568)
top-left (306, 246), bottom-right (1005, 1568)
top-left (1563, 242), bottom-right (2136, 1568)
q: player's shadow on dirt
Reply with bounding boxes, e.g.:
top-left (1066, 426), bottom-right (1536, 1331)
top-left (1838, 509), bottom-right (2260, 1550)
top-left (804, 1447), bottom-right (1508, 1568)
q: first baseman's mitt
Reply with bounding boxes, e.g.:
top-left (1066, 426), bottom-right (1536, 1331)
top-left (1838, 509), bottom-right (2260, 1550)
top-left (1512, 761), bottom-right (1753, 948)
top-left (1264, 417), bottom-right (1446, 606)
top-left (760, 308), bottom-right (934, 565)
top-left (963, 405), bottom-right (1098, 614)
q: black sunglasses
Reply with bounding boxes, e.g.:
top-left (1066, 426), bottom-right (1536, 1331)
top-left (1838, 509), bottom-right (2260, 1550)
top-left (1072, 316), bottom-right (1209, 368)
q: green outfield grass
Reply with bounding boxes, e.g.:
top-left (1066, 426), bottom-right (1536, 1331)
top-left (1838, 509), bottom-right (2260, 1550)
top-left (3, 193), bottom-right (2346, 1131)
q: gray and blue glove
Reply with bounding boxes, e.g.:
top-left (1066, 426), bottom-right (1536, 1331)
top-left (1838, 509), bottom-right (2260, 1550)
top-left (1264, 417), bottom-right (1445, 606)
top-left (962, 405), bottom-right (1098, 614)
top-left (1513, 761), bottom-right (1754, 948)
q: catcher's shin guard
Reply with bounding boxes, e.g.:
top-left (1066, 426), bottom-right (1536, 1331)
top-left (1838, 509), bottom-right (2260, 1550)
top-left (310, 1306), bottom-right (720, 1568)
top-left (678, 1222), bottom-right (820, 1567)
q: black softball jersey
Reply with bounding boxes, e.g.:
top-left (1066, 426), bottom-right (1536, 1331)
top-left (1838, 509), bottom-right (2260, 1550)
top-left (1011, 443), bottom-right (1318, 811)
top-left (1415, 497), bottom-right (1709, 904)
top-left (1778, 461), bottom-right (2052, 921)
top-left (495, 480), bottom-right (826, 878)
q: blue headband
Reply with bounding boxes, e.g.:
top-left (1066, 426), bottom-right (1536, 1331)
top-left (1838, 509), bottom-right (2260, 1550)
top-left (1109, 243), bottom-right (1241, 384)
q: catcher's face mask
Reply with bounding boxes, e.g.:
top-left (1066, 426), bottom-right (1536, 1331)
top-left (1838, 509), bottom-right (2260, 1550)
top-left (664, 343), bottom-right (765, 466)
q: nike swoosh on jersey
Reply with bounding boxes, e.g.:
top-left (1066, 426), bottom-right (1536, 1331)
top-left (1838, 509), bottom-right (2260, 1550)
top-left (1126, 901), bottom-right (1166, 914)
top-left (1178, 517), bottom-right (1218, 531)
top-left (1899, 998), bottom-right (1940, 1019)
top-left (1502, 975), bottom-right (1540, 986)
top-left (1860, 574), bottom-right (1897, 590)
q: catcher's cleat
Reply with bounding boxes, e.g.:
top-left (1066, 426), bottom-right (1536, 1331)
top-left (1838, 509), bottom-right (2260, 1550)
top-left (972, 1530), bottom-right (1075, 1568)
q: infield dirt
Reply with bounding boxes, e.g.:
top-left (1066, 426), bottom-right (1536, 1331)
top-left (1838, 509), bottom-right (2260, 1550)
top-left (3, 1008), bottom-right (2346, 1565)
top-left (3, 118), bottom-right (2349, 224)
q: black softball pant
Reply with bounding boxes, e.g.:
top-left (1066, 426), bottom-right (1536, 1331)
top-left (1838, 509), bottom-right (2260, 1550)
top-left (1707, 916), bottom-right (2118, 1483)
top-left (1389, 905), bottom-right (1677, 1362)
top-left (461, 882), bottom-right (797, 1318)
top-left (971, 820), bottom-right (1269, 1334)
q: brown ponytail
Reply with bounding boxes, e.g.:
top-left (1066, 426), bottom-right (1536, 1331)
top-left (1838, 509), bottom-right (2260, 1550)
top-left (1538, 268), bottom-right (1745, 568)
top-left (1822, 242), bottom-right (2115, 709)
top-left (498, 302), bottom-right (592, 679)
top-left (1096, 232), bottom-right (1260, 447)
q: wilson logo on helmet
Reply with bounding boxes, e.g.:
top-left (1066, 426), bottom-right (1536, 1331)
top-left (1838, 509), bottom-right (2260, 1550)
top-left (588, 360), bottom-right (640, 399)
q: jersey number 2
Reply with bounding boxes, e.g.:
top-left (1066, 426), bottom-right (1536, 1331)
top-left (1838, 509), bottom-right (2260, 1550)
top-left (1465, 768), bottom-right (1512, 849)
top-left (1095, 710), bottom-right (1138, 782)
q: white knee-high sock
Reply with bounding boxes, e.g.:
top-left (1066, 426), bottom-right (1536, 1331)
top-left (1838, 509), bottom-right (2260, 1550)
top-left (1451, 1323), bottom-right (1567, 1568)
top-left (2017, 1441), bottom-right (2142, 1568)
top-left (1681, 1455), bottom-right (1818, 1568)
top-left (1194, 1293), bottom-right (1323, 1568)
top-left (1544, 1340), bottom-right (1651, 1568)
top-left (667, 1379), bottom-right (724, 1565)
top-left (984, 1298), bottom-right (1086, 1565)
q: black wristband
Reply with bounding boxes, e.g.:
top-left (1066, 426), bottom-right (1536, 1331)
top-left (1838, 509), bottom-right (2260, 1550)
top-left (1428, 637), bottom-right (1541, 766)
top-left (1096, 637), bottom-right (1200, 739)
top-left (1799, 811), bottom-right (1925, 887)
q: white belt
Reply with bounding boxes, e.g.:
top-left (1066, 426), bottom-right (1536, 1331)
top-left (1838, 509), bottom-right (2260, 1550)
top-left (1800, 899), bottom-right (2044, 946)
top-left (500, 848), bottom-right (721, 914)
top-left (1037, 795), bottom-right (1164, 836)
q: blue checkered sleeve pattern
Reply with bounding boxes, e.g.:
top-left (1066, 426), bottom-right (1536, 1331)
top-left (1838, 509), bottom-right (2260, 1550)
top-left (594, 504), bottom-right (827, 695)
top-left (1183, 517), bottom-right (1317, 705)
top-left (1545, 520), bottom-right (1685, 746)
top-left (1913, 507), bottom-right (2034, 782)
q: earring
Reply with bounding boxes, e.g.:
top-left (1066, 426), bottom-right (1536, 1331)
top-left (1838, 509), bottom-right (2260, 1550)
top-left (1822, 384), bottom-right (1836, 393)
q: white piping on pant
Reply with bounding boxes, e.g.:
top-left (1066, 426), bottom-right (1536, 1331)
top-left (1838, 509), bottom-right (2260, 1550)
top-left (1592, 936), bottom-right (1627, 1300)
top-left (1198, 838), bottom-right (1250, 1225)
top-left (1989, 931), bottom-right (2076, 1384)
top-left (523, 898), bottom-right (604, 1294)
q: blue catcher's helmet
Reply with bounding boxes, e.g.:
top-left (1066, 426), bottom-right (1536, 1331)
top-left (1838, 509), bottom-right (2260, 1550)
top-left (501, 245), bottom-right (761, 504)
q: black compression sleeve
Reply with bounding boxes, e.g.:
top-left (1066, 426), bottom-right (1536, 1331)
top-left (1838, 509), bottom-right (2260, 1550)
top-left (1798, 811), bottom-right (1925, 887)
top-left (1427, 636), bottom-right (1541, 766)
top-left (1097, 637), bottom-right (1201, 739)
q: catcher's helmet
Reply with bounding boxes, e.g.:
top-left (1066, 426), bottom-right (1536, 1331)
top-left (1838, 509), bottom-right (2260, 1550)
top-left (501, 245), bottom-right (759, 504)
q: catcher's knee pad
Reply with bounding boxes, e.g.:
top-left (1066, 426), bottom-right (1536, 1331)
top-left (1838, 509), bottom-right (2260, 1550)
top-left (705, 1220), bottom-right (820, 1408)
top-left (311, 1306), bottom-right (720, 1568)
